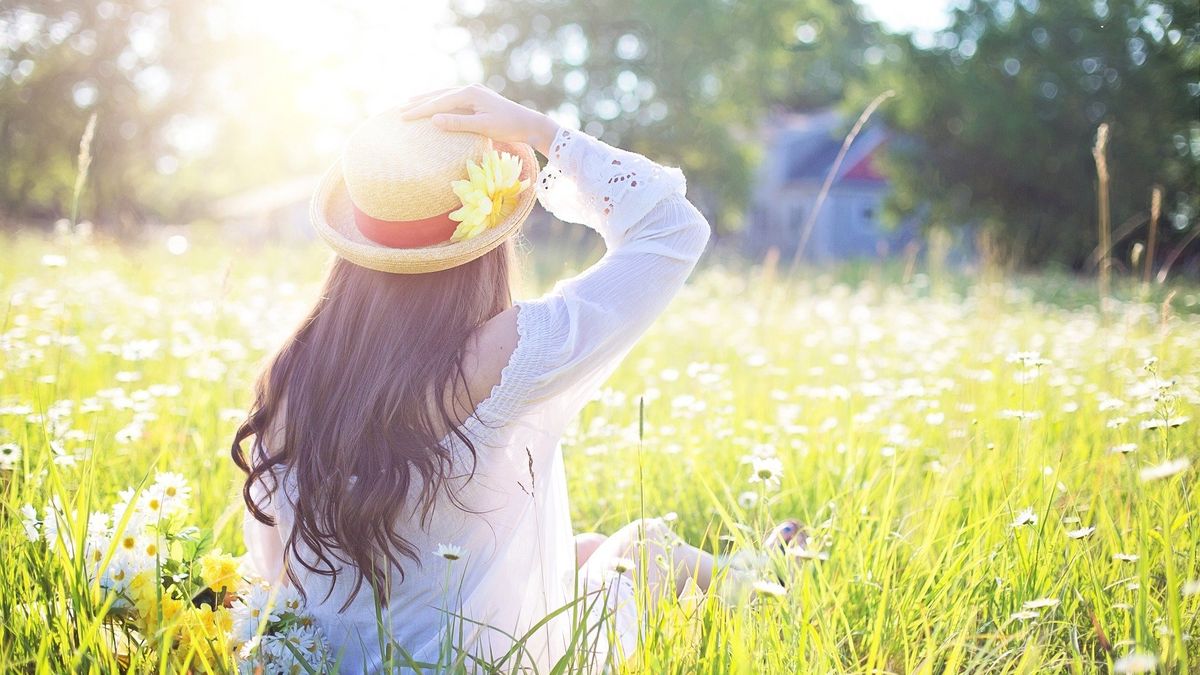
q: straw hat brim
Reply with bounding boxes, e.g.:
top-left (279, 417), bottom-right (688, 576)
top-left (310, 140), bottom-right (539, 274)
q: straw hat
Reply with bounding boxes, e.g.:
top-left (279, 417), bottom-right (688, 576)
top-left (310, 110), bottom-right (539, 274)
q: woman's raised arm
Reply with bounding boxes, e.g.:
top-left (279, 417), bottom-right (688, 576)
top-left (405, 86), bottom-right (711, 424)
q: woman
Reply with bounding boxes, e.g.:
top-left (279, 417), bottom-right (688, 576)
top-left (232, 85), bottom-right (800, 672)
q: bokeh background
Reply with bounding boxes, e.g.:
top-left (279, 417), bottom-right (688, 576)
top-left (0, 0), bottom-right (1197, 274)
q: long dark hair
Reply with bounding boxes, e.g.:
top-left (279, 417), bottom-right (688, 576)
top-left (231, 241), bottom-right (514, 608)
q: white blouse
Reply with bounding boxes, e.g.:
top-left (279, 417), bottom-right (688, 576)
top-left (243, 126), bottom-right (712, 673)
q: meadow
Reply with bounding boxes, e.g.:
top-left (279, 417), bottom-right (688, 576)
top-left (1, 230), bottom-right (1197, 673)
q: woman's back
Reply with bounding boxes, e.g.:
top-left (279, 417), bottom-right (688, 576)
top-left (239, 94), bottom-right (710, 672)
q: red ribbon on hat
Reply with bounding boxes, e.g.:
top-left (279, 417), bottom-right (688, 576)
top-left (353, 205), bottom-right (458, 248)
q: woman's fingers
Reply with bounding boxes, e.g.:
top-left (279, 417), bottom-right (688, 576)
top-left (400, 87), bottom-right (478, 121)
top-left (431, 112), bottom-right (490, 135)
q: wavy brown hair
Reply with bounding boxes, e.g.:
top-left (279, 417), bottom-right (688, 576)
top-left (231, 242), bottom-right (514, 609)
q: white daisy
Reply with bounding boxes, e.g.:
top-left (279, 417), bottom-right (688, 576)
top-left (434, 543), bottom-right (466, 562)
top-left (1010, 610), bottom-right (1040, 621)
top-left (19, 504), bottom-right (40, 542)
top-left (1022, 597), bottom-right (1059, 610)
top-left (786, 545), bottom-right (830, 561)
top-left (1113, 652), bottom-right (1158, 673)
top-left (1012, 508), bottom-right (1038, 527)
top-left (41, 497), bottom-right (69, 547)
top-left (1067, 526), bottom-right (1096, 540)
top-left (276, 584), bottom-right (305, 615)
top-left (608, 557), bottom-right (636, 574)
top-left (737, 491), bottom-right (759, 509)
top-left (1113, 553), bottom-right (1139, 563)
top-left (151, 472), bottom-right (191, 514)
top-left (747, 455), bottom-right (784, 489)
top-left (1139, 416), bottom-right (1189, 430)
top-left (99, 553), bottom-right (139, 599)
top-left (231, 583), bottom-right (281, 645)
top-left (1138, 457), bottom-right (1190, 482)
top-left (752, 580), bottom-right (787, 598)
top-left (0, 443), bottom-right (20, 470)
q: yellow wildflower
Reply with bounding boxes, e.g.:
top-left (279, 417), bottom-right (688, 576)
top-left (448, 150), bottom-right (528, 242)
top-left (131, 575), bottom-right (186, 637)
top-left (173, 604), bottom-right (233, 669)
top-left (199, 550), bottom-right (243, 594)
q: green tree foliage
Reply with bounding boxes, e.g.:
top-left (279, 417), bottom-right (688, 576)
top-left (0, 1), bottom-right (336, 229)
top-left (0, 0), bottom-right (218, 226)
top-left (454, 0), bottom-right (884, 232)
top-left (868, 0), bottom-right (1199, 268)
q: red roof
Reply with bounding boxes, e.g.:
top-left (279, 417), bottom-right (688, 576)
top-left (840, 144), bottom-right (886, 183)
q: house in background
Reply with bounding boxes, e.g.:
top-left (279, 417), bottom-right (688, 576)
top-left (742, 108), bottom-right (918, 262)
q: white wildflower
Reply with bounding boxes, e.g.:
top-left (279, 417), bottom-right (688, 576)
top-left (1022, 597), bottom-right (1059, 610)
top-left (231, 583), bottom-right (281, 646)
top-left (0, 443), bottom-right (20, 470)
top-left (99, 554), bottom-right (140, 601)
top-left (1139, 416), bottom-right (1189, 430)
top-left (434, 543), bottom-right (465, 561)
top-left (786, 545), bottom-right (830, 561)
top-left (747, 455), bottom-right (784, 489)
top-left (752, 580), bottom-right (787, 598)
top-left (20, 504), bottom-right (40, 542)
top-left (608, 557), bottom-right (636, 574)
top-left (1006, 351), bottom-right (1049, 367)
top-left (151, 472), bottom-right (191, 514)
top-left (1012, 508), bottom-right (1038, 527)
top-left (276, 584), bottom-right (305, 615)
top-left (41, 498), bottom-right (69, 547)
top-left (1138, 457), bottom-right (1190, 482)
top-left (1113, 652), bottom-right (1158, 674)
top-left (999, 409), bottom-right (1043, 421)
top-left (1113, 553), bottom-right (1140, 563)
top-left (1110, 443), bottom-right (1137, 454)
top-left (1067, 526), bottom-right (1096, 540)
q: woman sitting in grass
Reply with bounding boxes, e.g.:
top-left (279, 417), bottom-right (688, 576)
top-left (230, 85), bottom-right (801, 672)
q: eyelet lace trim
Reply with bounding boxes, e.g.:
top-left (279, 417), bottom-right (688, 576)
top-left (536, 127), bottom-right (686, 239)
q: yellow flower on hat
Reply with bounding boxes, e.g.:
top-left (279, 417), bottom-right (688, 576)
top-left (448, 150), bottom-right (528, 242)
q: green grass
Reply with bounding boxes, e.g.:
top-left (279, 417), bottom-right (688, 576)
top-left (1, 230), bottom-right (1197, 673)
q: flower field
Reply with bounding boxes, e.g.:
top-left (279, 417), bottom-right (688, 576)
top-left (1, 232), bottom-right (1197, 673)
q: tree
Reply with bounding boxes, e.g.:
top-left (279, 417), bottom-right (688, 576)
top-left (0, 1), bottom-right (217, 226)
top-left (454, 0), bottom-right (885, 233)
top-left (867, 0), bottom-right (1199, 269)
top-left (0, 0), bottom-right (339, 229)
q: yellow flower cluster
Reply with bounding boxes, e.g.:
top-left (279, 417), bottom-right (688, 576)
top-left (200, 550), bottom-right (243, 595)
top-left (129, 568), bottom-right (233, 667)
top-left (448, 150), bottom-right (528, 242)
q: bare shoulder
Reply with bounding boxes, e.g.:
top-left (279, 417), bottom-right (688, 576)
top-left (449, 305), bottom-right (521, 420)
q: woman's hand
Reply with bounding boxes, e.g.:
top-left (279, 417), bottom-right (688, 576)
top-left (398, 85), bottom-right (561, 156)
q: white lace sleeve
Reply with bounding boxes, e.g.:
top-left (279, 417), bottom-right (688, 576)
top-left (480, 127), bottom-right (711, 423)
